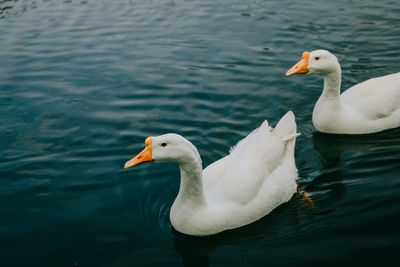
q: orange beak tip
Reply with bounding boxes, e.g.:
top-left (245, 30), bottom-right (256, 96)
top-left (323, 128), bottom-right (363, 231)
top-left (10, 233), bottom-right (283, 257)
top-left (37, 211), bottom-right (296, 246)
top-left (124, 160), bottom-right (133, 169)
top-left (124, 138), bottom-right (153, 169)
top-left (285, 70), bottom-right (294, 77)
top-left (124, 157), bottom-right (139, 169)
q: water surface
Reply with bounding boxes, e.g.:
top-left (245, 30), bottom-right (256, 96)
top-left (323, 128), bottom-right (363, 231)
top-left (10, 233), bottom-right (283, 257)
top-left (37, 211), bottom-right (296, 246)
top-left (1, 0), bottom-right (400, 266)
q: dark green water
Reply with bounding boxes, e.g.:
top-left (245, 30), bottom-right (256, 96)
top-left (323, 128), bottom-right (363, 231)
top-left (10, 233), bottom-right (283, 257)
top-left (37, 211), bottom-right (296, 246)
top-left (1, 0), bottom-right (400, 266)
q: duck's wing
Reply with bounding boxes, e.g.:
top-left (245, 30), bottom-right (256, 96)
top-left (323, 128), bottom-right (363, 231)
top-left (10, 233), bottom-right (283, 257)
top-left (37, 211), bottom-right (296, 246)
top-left (212, 112), bottom-right (299, 204)
top-left (201, 121), bottom-right (271, 194)
top-left (210, 121), bottom-right (275, 204)
top-left (341, 72), bottom-right (400, 120)
top-left (204, 112), bottom-right (300, 206)
top-left (202, 155), bottom-right (231, 191)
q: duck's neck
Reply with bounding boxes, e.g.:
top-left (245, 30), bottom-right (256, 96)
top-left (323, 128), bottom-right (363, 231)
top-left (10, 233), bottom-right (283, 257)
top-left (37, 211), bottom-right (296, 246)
top-left (321, 67), bottom-right (341, 99)
top-left (175, 156), bottom-right (206, 207)
top-left (313, 65), bottom-right (344, 133)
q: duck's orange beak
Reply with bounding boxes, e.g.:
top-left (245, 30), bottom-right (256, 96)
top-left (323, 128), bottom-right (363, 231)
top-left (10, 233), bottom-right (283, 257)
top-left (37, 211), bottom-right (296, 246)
top-left (286, 51), bottom-right (310, 77)
top-left (124, 137), bottom-right (153, 169)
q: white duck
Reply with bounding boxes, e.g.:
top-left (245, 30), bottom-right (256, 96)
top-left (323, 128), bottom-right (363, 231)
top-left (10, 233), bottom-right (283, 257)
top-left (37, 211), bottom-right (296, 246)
top-left (124, 111), bottom-right (301, 236)
top-left (286, 50), bottom-right (400, 134)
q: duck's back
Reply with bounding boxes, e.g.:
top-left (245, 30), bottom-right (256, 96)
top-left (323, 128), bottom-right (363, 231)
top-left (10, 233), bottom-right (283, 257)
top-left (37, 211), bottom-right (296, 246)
top-left (341, 72), bottom-right (400, 121)
top-left (210, 122), bottom-right (271, 202)
top-left (208, 124), bottom-right (298, 230)
top-left (211, 120), bottom-right (297, 207)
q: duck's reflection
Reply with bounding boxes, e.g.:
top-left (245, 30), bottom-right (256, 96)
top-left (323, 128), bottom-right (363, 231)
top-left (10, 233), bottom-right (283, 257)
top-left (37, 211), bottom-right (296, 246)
top-left (173, 232), bottom-right (212, 267)
top-left (311, 127), bottom-right (400, 170)
top-left (307, 132), bottom-right (348, 199)
top-left (307, 127), bottom-right (400, 207)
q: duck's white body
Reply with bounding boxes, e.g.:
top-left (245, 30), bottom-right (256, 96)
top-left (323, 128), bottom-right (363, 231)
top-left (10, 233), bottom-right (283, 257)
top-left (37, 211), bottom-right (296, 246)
top-left (287, 50), bottom-right (400, 134)
top-left (125, 112), bottom-right (300, 236)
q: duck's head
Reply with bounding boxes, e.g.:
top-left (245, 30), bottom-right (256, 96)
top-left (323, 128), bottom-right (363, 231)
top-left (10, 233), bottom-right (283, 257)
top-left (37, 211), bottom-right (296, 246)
top-left (286, 50), bottom-right (339, 76)
top-left (124, 133), bottom-right (200, 168)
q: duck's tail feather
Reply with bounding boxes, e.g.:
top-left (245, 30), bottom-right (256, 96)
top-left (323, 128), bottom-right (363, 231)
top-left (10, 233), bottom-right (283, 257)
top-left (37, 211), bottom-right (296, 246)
top-left (273, 111), bottom-right (300, 141)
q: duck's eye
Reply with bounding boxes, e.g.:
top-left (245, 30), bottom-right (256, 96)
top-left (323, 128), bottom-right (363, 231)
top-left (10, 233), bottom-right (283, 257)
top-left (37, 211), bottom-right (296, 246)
top-left (315, 57), bottom-right (320, 60)
top-left (160, 143), bottom-right (167, 147)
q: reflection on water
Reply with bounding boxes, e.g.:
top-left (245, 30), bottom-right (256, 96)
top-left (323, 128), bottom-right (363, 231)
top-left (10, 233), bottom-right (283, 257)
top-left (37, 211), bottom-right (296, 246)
top-left (312, 128), bottom-right (400, 160)
top-left (312, 128), bottom-right (400, 187)
top-left (174, 235), bottom-right (212, 267)
top-left (309, 128), bottom-right (400, 216)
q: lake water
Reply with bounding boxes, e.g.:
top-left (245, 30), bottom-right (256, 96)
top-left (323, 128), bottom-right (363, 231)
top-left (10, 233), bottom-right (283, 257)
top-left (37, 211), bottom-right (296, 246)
top-left (1, 0), bottom-right (400, 266)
